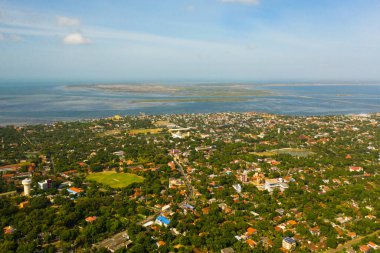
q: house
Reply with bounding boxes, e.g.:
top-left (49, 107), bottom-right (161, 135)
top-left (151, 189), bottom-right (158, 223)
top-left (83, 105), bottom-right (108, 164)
top-left (368, 242), bottom-right (378, 250)
top-left (202, 207), bottom-right (210, 215)
top-left (309, 226), bottom-right (320, 236)
top-left (246, 227), bottom-right (257, 236)
top-left (349, 166), bottom-right (363, 172)
top-left (276, 208), bottom-right (285, 215)
top-left (85, 216), bottom-right (97, 222)
top-left (240, 171), bottom-right (249, 183)
top-left (19, 201), bottom-right (30, 209)
top-left (168, 178), bottom-right (185, 188)
top-left (232, 184), bottom-right (242, 194)
top-left (282, 237), bottom-right (296, 251)
top-left (156, 241), bottom-right (166, 248)
top-left (246, 239), bottom-right (257, 248)
top-left (286, 220), bottom-right (297, 227)
top-left (359, 245), bottom-right (371, 253)
top-left (220, 248), bottom-right (235, 253)
top-left (155, 216), bottom-right (170, 227)
top-left (67, 187), bottom-right (83, 195)
top-left (3, 226), bottom-right (15, 234)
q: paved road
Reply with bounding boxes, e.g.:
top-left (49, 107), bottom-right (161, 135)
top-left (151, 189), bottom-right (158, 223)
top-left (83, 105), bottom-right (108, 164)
top-left (323, 230), bottom-right (379, 253)
top-left (173, 158), bottom-right (195, 201)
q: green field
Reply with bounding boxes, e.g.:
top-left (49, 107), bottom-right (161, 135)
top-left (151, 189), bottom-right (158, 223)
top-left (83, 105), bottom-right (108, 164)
top-left (86, 171), bottom-right (144, 188)
top-left (252, 148), bottom-right (314, 157)
top-left (129, 128), bottom-right (162, 135)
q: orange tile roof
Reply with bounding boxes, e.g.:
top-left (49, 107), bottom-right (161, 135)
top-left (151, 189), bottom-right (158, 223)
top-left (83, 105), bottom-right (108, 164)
top-left (247, 227), bottom-right (257, 235)
top-left (246, 239), bottom-right (257, 247)
top-left (157, 241), bottom-right (166, 247)
top-left (360, 245), bottom-right (370, 252)
top-left (68, 187), bottom-right (83, 193)
top-left (85, 216), bottom-right (97, 222)
top-left (287, 220), bottom-right (297, 226)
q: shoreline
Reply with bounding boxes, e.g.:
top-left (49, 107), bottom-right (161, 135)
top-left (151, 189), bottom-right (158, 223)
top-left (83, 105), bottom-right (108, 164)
top-left (1, 111), bottom-right (379, 127)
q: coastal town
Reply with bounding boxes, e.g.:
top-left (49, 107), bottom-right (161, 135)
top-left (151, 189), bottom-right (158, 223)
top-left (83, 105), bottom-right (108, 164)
top-left (0, 112), bottom-right (379, 252)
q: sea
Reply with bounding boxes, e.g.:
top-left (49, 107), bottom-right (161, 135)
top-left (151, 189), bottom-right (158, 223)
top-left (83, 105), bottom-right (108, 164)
top-left (0, 81), bottom-right (379, 126)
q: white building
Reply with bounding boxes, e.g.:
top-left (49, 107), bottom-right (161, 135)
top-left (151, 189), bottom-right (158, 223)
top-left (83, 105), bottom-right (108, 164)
top-left (38, 179), bottom-right (52, 190)
top-left (264, 178), bottom-right (288, 193)
top-left (232, 184), bottom-right (242, 194)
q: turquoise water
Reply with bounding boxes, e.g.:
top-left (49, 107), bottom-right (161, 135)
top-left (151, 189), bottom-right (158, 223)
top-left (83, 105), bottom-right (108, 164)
top-left (0, 82), bottom-right (379, 125)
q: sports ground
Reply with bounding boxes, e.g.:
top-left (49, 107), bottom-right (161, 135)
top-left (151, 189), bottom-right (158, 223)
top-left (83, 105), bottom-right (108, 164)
top-left (86, 171), bottom-right (144, 188)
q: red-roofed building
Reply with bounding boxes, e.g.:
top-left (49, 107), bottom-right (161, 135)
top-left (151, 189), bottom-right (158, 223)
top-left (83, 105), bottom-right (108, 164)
top-left (368, 242), bottom-right (378, 250)
top-left (246, 227), bottom-right (257, 236)
top-left (3, 226), bottom-right (15, 234)
top-left (246, 239), bottom-right (257, 248)
top-left (156, 241), bottom-right (166, 248)
top-left (67, 187), bottom-right (83, 195)
top-left (85, 216), bottom-right (97, 222)
top-left (349, 166), bottom-right (363, 172)
top-left (359, 245), bottom-right (371, 253)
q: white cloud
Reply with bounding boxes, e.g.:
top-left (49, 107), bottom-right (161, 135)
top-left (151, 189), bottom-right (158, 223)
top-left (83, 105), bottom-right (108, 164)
top-left (57, 16), bottom-right (80, 26)
top-left (63, 33), bottom-right (90, 45)
top-left (8, 34), bottom-right (22, 41)
top-left (0, 32), bottom-right (22, 42)
top-left (219, 0), bottom-right (260, 5)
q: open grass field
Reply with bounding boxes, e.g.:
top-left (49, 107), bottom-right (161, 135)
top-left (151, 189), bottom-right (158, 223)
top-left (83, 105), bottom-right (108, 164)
top-left (129, 128), bottom-right (162, 135)
top-left (252, 148), bottom-right (314, 157)
top-left (86, 171), bottom-right (144, 188)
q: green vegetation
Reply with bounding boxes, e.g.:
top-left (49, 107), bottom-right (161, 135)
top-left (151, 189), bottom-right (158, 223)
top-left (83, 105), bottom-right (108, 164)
top-left (86, 172), bottom-right (144, 188)
top-left (253, 148), bottom-right (314, 157)
top-left (128, 128), bottom-right (162, 135)
top-left (0, 112), bottom-right (378, 253)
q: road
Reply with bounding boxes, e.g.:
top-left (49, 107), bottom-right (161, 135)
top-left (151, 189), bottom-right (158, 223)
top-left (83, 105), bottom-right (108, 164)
top-left (173, 158), bottom-right (195, 202)
top-left (323, 230), bottom-right (379, 253)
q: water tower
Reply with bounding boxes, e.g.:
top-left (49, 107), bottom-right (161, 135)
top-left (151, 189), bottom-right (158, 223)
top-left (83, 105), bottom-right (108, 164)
top-left (22, 178), bottom-right (32, 196)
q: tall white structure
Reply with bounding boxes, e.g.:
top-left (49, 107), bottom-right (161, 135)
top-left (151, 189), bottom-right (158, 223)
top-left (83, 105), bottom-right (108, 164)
top-left (22, 178), bottom-right (32, 196)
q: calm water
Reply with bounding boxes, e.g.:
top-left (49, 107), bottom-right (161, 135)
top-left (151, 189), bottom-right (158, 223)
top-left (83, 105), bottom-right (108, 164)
top-left (0, 82), bottom-right (379, 125)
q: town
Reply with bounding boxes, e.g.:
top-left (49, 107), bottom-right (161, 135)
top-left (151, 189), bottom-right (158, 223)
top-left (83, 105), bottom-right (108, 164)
top-left (0, 112), bottom-right (379, 253)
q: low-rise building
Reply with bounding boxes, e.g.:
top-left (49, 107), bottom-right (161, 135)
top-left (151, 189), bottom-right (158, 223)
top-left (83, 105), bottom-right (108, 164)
top-left (282, 237), bottom-right (296, 251)
top-left (155, 216), bottom-right (171, 227)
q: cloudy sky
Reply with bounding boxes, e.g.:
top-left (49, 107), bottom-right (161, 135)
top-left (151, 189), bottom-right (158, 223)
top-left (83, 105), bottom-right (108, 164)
top-left (0, 0), bottom-right (380, 82)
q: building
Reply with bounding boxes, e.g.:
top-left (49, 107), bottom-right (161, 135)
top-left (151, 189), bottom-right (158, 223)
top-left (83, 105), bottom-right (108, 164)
top-left (368, 242), bottom-right (378, 250)
top-left (22, 178), bottom-right (32, 196)
top-left (3, 226), bottom-right (15, 234)
top-left (38, 179), bottom-right (52, 190)
top-left (282, 237), bottom-right (296, 251)
top-left (67, 187), bottom-right (83, 195)
top-left (349, 166), bottom-right (363, 172)
top-left (156, 241), bottom-right (166, 248)
top-left (94, 231), bottom-right (132, 252)
top-left (240, 170), bottom-right (249, 183)
top-left (232, 184), bottom-right (242, 194)
top-left (19, 201), bottom-right (30, 209)
top-left (85, 216), bottom-right (97, 222)
top-left (264, 178), bottom-right (288, 192)
top-left (359, 245), bottom-right (371, 253)
top-left (221, 248), bottom-right (235, 253)
top-left (155, 215), bottom-right (171, 227)
top-left (169, 178), bottom-right (185, 189)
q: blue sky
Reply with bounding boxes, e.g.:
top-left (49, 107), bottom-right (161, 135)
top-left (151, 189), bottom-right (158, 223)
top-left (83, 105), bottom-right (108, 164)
top-left (0, 0), bottom-right (380, 82)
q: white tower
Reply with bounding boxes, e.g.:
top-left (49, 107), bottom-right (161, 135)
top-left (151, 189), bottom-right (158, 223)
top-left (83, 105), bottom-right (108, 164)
top-left (22, 178), bottom-right (32, 196)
